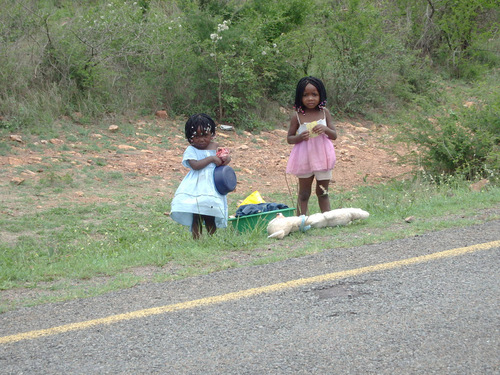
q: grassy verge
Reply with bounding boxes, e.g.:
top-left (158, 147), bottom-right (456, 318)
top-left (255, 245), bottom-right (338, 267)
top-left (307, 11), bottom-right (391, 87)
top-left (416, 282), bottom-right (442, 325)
top-left (1, 174), bottom-right (499, 313)
top-left (1, 71), bottom-right (499, 313)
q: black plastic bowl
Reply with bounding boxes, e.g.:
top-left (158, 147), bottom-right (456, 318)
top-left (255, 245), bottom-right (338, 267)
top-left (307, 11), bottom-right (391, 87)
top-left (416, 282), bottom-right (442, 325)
top-left (214, 165), bottom-right (237, 195)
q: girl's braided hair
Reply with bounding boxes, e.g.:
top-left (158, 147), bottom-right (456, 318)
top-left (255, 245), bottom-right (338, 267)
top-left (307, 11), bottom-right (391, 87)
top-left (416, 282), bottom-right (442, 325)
top-left (294, 76), bottom-right (327, 112)
top-left (184, 113), bottom-right (216, 142)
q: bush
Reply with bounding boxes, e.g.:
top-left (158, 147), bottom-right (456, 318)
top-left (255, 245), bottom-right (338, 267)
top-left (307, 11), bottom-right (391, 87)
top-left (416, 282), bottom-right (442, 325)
top-left (398, 94), bottom-right (500, 182)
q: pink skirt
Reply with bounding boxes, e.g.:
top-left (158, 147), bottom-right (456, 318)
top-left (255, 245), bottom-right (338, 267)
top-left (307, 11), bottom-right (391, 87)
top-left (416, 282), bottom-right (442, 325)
top-left (286, 134), bottom-right (336, 176)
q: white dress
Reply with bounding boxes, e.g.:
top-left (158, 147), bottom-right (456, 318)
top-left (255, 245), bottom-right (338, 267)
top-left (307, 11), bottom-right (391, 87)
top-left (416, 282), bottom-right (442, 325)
top-left (170, 146), bottom-right (228, 229)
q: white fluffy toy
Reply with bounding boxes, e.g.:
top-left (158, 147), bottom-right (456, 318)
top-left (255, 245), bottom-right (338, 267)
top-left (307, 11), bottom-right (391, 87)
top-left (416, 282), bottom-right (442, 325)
top-left (266, 214), bottom-right (311, 240)
top-left (267, 208), bottom-right (369, 240)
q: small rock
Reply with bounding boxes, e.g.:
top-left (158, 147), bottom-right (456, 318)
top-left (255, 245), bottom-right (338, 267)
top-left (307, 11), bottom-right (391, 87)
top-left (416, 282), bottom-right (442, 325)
top-left (9, 134), bottom-right (23, 143)
top-left (8, 157), bottom-right (23, 166)
top-left (239, 145), bottom-right (249, 150)
top-left (10, 177), bottom-right (25, 185)
top-left (118, 145), bottom-right (137, 151)
top-left (155, 110), bottom-right (168, 119)
top-left (49, 138), bottom-right (64, 145)
top-left (90, 133), bottom-right (102, 139)
top-left (109, 125), bottom-right (119, 132)
top-left (404, 216), bottom-right (415, 223)
top-left (355, 126), bottom-right (370, 133)
top-left (75, 191), bottom-right (85, 197)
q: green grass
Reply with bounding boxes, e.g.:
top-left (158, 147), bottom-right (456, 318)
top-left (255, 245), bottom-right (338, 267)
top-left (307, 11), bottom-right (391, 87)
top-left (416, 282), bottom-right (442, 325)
top-left (1, 70), bottom-right (499, 312)
top-left (1, 173), bottom-right (499, 312)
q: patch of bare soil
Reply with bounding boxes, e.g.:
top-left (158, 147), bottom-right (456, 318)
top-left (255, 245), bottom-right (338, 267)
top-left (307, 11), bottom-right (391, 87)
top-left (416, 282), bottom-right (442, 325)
top-left (1, 117), bottom-right (414, 210)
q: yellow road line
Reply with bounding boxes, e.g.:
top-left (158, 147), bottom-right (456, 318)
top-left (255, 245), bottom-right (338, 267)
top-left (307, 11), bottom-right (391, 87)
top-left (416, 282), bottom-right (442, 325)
top-left (2, 240), bottom-right (499, 345)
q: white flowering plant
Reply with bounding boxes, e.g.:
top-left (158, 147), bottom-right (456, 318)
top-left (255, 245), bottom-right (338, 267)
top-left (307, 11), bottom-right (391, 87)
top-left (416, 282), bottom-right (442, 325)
top-left (203, 16), bottom-right (291, 125)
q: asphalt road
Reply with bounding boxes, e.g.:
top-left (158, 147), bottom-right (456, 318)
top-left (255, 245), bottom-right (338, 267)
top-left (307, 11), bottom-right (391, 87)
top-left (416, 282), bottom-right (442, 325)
top-left (1, 220), bottom-right (499, 374)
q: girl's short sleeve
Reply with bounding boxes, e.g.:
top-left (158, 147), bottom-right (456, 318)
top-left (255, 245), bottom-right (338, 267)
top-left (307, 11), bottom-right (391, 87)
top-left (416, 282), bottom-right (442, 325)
top-left (182, 146), bottom-right (197, 169)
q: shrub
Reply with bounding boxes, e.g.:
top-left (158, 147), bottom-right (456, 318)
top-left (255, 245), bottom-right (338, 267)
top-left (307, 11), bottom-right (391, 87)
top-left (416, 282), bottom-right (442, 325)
top-left (398, 94), bottom-right (500, 182)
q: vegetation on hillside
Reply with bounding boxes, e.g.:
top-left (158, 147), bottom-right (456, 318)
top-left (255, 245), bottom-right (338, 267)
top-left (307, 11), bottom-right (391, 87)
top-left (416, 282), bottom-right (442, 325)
top-left (1, 0), bottom-right (499, 179)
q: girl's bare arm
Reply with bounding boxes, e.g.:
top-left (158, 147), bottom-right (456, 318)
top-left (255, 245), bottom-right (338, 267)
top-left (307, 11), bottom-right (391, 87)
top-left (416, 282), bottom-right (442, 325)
top-left (188, 156), bottom-right (222, 170)
top-left (287, 116), bottom-right (309, 144)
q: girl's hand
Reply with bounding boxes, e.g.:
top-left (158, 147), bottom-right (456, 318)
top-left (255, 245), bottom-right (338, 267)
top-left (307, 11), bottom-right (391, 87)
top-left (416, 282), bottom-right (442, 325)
top-left (213, 155), bottom-right (223, 167)
top-left (216, 147), bottom-right (230, 160)
top-left (312, 124), bottom-right (328, 135)
top-left (299, 131), bottom-right (310, 141)
top-left (216, 147), bottom-right (231, 165)
top-left (221, 155), bottom-right (231, 166)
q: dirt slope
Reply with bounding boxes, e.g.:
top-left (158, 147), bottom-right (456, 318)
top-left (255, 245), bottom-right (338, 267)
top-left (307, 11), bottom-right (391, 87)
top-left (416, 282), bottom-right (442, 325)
top-left (1, 117), bottom-right (414, 210)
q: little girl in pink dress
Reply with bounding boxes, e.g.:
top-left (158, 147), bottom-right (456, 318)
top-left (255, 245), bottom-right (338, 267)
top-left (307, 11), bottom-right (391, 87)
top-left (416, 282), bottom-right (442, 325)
top-left (286, 76), bottom-right (337, 215)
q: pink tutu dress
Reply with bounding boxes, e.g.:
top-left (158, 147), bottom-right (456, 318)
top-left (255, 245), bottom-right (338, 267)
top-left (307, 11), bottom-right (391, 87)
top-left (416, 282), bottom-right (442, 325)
top-left (286, 112), bottom-right (336, 176)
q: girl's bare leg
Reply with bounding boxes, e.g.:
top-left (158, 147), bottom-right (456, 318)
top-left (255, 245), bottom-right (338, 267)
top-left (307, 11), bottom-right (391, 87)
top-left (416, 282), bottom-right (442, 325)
top-left (316, 179), bottom-right (331, 213)
top-left (203, 215), bottom-right (217, 235)
top-left (192, 214), bottom-right (202, 239)
top-left (297, 176), bottom-right (314, 216)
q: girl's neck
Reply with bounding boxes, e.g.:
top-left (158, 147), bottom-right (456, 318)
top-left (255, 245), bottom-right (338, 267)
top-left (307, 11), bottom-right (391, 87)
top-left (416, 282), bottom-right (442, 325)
top-left (299, 108), bottom-right (323, 121)
top-left (191, 140), bottom-right (217, 150)
top-left (302, 107), bottom-right (320, 114)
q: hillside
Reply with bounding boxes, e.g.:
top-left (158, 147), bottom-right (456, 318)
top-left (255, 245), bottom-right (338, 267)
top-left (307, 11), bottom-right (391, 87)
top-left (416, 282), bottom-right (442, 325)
top-left (2, 115), bottom-right (414, 213)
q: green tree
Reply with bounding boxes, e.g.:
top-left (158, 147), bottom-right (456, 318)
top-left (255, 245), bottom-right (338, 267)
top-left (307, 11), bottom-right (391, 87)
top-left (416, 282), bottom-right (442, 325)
top-left (392, 0), bottom-right (499, 76)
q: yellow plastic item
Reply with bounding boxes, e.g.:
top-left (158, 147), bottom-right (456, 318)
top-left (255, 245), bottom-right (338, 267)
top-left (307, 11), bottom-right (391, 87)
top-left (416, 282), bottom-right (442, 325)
top-left (237, 190), bottom-right (265, 207)
top-left (306, 121), bottom-right (319, 137)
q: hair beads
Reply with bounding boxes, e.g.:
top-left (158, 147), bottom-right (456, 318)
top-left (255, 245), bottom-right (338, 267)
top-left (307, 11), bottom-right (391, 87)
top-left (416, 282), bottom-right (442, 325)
top-left (293, 76), bottom-right (328, 114)
top-left (294, 105), bottom-right (305, 115)
top-left (185, 114), bottom-right (216, 142)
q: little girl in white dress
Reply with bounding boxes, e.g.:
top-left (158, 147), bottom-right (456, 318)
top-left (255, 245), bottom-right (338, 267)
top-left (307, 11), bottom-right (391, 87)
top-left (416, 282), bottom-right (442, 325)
top-left (170, 114), bottom-right (231, 239)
